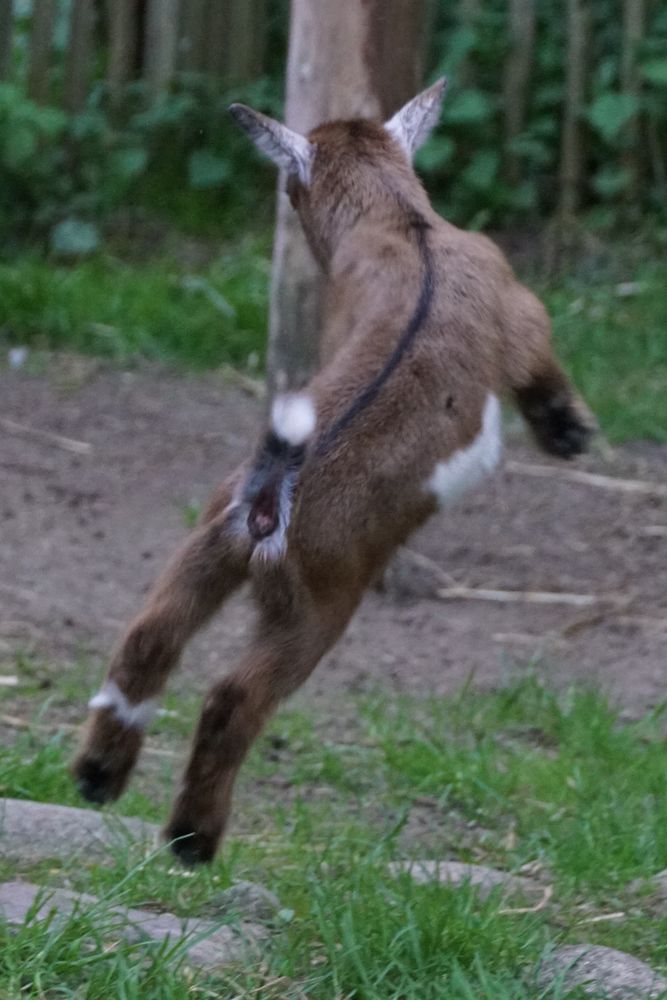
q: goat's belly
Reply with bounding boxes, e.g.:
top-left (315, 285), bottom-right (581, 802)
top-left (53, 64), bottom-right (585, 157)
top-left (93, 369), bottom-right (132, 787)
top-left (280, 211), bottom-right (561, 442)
top-left (425, 393), bottom-right (502, 507)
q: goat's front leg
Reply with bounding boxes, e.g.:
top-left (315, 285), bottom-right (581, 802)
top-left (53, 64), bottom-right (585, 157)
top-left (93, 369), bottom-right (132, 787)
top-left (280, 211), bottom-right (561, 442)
top-left (165, 594), bottom-right (352, 864)
top-left (73, 478), bottom-right (251, 805)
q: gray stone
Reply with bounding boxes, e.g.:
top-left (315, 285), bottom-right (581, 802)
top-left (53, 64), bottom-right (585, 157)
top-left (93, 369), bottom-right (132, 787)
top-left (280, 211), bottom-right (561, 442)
top-left (0, 798), bottom-right (159, 863)
top-left (629, 869), bottom-right (667, 917)
top-left (207, 880), bottom-right (282, 922)
top-left (387, 859), bottom-right (542, 901)
top-left (538, 944), bottom-right (667, 999)
top-left (0, 880), bottom-right (265, 969)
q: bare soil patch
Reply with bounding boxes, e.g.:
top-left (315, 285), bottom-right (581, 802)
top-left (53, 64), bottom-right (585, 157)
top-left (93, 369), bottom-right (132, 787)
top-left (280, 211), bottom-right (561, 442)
top-left (1, 362), bottom-right (665, 722)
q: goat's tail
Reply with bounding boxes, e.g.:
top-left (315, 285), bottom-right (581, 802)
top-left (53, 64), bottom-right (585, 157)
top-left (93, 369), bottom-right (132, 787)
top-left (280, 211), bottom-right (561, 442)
top-left (244, 393), bottom-right (317, 545)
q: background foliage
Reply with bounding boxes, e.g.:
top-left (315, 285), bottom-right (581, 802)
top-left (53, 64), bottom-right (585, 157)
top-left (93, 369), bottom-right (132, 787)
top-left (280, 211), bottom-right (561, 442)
top-left (1, 0), bottom-right (666, 245)
top-left (424, 0), bottom-right (667, 227)
top-left (0, 0), bottom-right (665, 441)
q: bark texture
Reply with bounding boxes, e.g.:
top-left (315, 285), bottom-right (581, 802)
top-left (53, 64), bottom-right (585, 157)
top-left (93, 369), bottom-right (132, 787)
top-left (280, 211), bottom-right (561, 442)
top-left (107, 0), bottom-right (139, 101)
top-left (268, 0), bottom-right (429, 395)
top-left (0, 0), bottom-right (13, 81)
top-left (620, 0), bottom-right (646, 201)
top-left (144, 0), bottom-right (180, 98)
top-left (558, 0), bottom-right (590, 220)
top-left (503, 0), bottom-right (536, 184)
top-left (27, 0), bottom-right (56, 103)
top-left (65, 0), bottom-right (95, 112)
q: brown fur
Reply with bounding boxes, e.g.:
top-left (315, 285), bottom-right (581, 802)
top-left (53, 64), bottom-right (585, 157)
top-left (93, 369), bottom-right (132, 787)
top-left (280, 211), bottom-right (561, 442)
top-left (73, 108), bottom-right (594, 863)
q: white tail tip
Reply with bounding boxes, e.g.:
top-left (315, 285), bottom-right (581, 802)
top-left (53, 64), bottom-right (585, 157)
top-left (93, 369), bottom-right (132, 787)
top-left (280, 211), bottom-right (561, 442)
top-left (271, 393), bottom-right (316, 447)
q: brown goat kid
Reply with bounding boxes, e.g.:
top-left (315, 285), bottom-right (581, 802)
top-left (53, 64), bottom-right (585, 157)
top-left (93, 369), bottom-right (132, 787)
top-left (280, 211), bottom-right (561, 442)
top-left (73, 79), bottom-right (594, 864)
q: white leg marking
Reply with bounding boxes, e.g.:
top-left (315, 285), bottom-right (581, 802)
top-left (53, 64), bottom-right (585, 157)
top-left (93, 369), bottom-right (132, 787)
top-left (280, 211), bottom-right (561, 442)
top-left (427, 393), bottom-right (502, 508)
top-left (89, 680), bottom-right (158, 730)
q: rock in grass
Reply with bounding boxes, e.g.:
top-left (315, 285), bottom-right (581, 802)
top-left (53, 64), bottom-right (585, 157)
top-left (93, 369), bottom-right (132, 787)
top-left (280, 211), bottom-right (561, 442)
top-left (0, 798), bottom-right (159, 863)
top-left (388, 859), bottom-right (542, 902)
top-left (207, 880), bottom-right (282, 922)
top-left (0, 880), bottom-right (265, 969)
top-left (538, 944), bottom-right (667, 999)
top-left (629, 869), bottom-right (667, 917)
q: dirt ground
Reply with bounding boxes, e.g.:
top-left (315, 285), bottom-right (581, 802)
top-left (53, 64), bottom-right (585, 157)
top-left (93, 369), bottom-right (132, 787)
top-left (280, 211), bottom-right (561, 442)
top-left (1, 360), bottom-right (665, 723)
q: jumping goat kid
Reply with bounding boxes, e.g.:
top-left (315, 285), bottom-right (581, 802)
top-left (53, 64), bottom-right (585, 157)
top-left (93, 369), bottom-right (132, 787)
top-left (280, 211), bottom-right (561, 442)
top-left (73, 79), bottom-right (594, 863)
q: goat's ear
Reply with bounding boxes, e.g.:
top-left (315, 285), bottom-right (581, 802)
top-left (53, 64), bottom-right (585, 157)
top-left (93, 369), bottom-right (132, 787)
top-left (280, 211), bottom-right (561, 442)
top-left (384, 77), bottom-right (448, 159)
top-left (229, 104), bottom-right (314, 184)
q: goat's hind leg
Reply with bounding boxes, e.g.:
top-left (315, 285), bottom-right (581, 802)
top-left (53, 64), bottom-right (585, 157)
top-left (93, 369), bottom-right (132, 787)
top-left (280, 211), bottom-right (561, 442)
top-left (165, 584), bottom-right (355, 864)
top-left (73, 477), bottom-right (251, 805)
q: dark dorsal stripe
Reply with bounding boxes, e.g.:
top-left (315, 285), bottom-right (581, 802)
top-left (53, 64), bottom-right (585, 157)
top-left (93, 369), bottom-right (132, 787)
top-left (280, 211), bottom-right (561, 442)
top-left (241, 209), bottom-right (434, 547)
top-left (315, 217), bottom-right (434, 458)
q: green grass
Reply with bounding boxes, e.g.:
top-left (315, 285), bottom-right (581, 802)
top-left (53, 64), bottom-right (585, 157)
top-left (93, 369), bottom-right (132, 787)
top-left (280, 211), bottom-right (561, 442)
top-left (1, 237), bottom-right (665, 443)
top-left (3, 673), bottom-right (667, 997)
top-left (545, 263), bottom-right (667, 443)
top-left (0, 236), bottom-right (270, 370)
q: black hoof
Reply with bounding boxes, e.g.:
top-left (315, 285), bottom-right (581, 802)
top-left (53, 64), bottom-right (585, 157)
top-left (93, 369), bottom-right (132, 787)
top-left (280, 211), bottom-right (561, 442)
top-left (73, 758), bottom-right (117, 805)
top-left (165, 822), bottom-right (218, 866)
top-left (543, 403), bottom-right (595, 459)
top-left (529, 402), bottom-right (595, 459)
top-left (516, 382), bottom-right (596, 460)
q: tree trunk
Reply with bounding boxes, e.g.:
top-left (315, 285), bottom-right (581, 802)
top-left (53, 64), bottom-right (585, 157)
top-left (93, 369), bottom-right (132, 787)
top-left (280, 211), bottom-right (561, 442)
top-left (0, 0), bottom-right (13, 81)
top-left (224, 0), bottom-right (267, 86)
top-left (621, 0), bottom-right (646, 203)
top-left (27, 0), bottom-right (56, 104)
top-left (179, 0), bottom-right (207, 72)
top-left (458, 0), bottom-right (481, 87)
top-left (205, 0), bottom-right (227, 78)
top-left (367, 0), bottom-right (431, 117)
top-left (558, 0), bottom-right (589, 221)
top-left (621, 0), bottom-right (646, 95)
top-left (503, 0), bottom-right (536, 184)
top-left (107, 0), bottom-right (139, 102)
top-left (64, 0), bottom-right (95, 112)
top-left (268, 0), bottom-right (429, 395)
top-left (144, 0), bottom-right (180, 99)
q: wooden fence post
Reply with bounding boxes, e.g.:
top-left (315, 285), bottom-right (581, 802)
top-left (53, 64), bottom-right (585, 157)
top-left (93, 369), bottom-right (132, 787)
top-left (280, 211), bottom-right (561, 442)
top-left (65, 0), bottom-right (95, 112)
top-left (503, 0), bottom-right (536, 185)
top-left (179, 0), bottom-right (208, 72)
top-left (27, 0), bottom-right (56, 103)
top-left (224, 0), bottom-right (267, 86)
top-left (558, 0), bottom-right (590, 221)
top-left (0, 0), bottom-right (13, 81)
top-left (144, 0), bottom-right (180, 99)
top-left (458, 0), bottom-right (481, 87)
top-left (621, 0), bottom-right (646, 203)
top-left (107, 0), bottom-right (139, 103)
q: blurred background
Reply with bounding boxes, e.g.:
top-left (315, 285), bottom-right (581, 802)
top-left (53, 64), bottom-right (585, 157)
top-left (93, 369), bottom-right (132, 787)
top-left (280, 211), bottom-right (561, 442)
top-left (0, 0), bottom-right (666, 434)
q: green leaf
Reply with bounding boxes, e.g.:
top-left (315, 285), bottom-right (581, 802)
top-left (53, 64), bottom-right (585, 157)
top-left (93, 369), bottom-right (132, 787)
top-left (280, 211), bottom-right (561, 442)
top-left (461, 150), bottom-right (499, 191)
top-left (2, 124), bottom-right (38, 169)
top-left (110, 147), bottom-right (149, 180)
top-left (591, 165), bottom-right (633, 200)
top-left (442, 26), bottom-right (477, 70)
top-left (507, 135), bottom-right (551, 167)
top-left (50, 218), bottom-right (101, 257)
top-left (69, 109), bottom-right (108, 141)
top-left (586, 93), bottom-right (640, 143)
top-left (641, 59), bottom-right (667, 86)
top-left (416, 135), bottom-right (456, 173)
top-left (507, 181), bottom-right (538, 212)
top-left (444, 89), bottom-right (493, 125)
top-left (33, 106), bottom-right (67, 138)
top-left (187, 149), bottom-right (230, 189)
